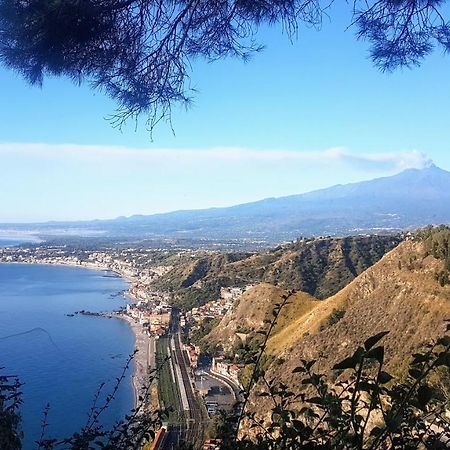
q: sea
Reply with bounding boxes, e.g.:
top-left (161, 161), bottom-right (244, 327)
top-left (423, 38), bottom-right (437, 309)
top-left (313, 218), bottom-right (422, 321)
top-left (0, 261), bottom-right (135, 449)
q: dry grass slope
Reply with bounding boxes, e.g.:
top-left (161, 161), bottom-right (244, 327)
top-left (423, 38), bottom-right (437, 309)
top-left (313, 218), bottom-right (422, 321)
top-left (206, 284), bottom-right (320, 353)
top-left (265, 240), bottom-right (450, 389)
top-left (153, 235), bottom-right (401, 310)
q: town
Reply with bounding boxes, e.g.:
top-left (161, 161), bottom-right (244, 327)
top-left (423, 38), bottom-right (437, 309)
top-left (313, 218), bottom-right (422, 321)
top-left (0, 243), bottom-right (247, 449)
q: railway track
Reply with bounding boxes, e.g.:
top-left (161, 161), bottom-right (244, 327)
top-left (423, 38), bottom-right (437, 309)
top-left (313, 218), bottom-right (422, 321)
top-left (158, 308), bottom-right (205, 450)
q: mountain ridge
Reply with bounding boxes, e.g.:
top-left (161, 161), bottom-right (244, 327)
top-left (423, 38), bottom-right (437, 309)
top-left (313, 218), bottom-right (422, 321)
top-left (153, 234), bottom-right (402, 310)
top-left (2, 165), bottom-right (449, 241)
top-left (263, 235), bottom-right (450, 378)
top-left (117, 164), bottom-right (450, 219)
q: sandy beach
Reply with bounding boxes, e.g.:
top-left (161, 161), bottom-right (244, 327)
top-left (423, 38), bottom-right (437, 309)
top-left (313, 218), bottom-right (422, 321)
top-left (115, 313), bottom-right (151, 407)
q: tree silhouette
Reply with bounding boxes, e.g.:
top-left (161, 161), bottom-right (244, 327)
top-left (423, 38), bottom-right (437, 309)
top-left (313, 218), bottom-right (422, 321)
top-left (0, 371), bottom-right (22, 450)
top-left (0, 1), bottom-right (449, 132)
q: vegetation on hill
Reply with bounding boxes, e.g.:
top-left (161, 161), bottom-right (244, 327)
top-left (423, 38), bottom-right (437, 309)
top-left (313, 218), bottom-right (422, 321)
top-left (190, 317), bottom-right (221, 354)
top-left (206, 230), bottom-right (444, 434)
top-left (227, 327), bottom-right (450, 449)
top-left (252, 236), bottom-right (402, 299)
top-left (270, 238), bottom-right (450, 365)
top-left (153, 235), bottom-right (402, 311)
top-left (418, 225), bottom-right (450, 286)
top-left (204, 284), bottom-right (319, 357)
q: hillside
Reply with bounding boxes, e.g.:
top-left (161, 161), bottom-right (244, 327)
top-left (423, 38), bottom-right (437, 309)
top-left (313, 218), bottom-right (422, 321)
top-left (2, 165), bottom-right (450, 241)
top-left (206, 284), bottom-right (320, 354)
top-left (261, 236), bottom-right (450, 391)
top-left (203, 231), bottom-right (450, 425)
top-left (153, 234), bottom-right (402, 309)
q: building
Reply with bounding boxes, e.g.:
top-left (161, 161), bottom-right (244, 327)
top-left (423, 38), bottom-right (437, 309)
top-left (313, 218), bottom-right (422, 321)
top-left (211, 357), bottom-right (243, 386)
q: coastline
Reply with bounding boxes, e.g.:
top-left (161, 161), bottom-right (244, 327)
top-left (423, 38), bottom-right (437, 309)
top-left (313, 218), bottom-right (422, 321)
top-left (0, 260), bottom-right (134, 284)
top-left (112, 313), bottom-right (150, 408)
top-left (0, 259), bottom-right (136, 283)
top-left (0, 260), bottom-right (150, 409)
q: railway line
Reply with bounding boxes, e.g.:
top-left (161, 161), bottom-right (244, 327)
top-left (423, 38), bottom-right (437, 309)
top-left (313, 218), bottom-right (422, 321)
top-left (156, 308), bottom-right (206, 450)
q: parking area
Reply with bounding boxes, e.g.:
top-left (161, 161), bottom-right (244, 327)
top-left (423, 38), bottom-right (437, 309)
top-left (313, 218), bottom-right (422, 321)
top-left (194, 370), bottom-right (236, 415)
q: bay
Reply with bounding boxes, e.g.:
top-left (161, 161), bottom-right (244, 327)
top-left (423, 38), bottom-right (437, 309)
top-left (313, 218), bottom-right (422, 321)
top-left (0, 263), bottom-right (135, 449)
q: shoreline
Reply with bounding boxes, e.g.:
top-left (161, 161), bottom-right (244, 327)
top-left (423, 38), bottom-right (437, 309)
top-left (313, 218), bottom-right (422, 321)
top-left (0, 260), bottom-right (150, 409)
top-left (111, 313), bottom-right (150, 408)
top-left (0, 260), bottom-right (135, 283)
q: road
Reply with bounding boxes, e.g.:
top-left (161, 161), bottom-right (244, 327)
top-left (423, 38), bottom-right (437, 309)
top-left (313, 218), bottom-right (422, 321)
top-left (205, 369), bottom-right (242, 402)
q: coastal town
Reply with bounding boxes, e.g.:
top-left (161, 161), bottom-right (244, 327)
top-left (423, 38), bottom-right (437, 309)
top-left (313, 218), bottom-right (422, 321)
top-left (0, 243), bottom-right (246, 449)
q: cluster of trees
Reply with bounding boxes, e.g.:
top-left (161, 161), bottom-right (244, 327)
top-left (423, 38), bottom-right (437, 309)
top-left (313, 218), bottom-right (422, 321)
top-left (420, 226), bottom-right (450, 270)
top-left (189, 317), bottom-right (220, 350)
top-left (418, 225), bottom-right (450, 286)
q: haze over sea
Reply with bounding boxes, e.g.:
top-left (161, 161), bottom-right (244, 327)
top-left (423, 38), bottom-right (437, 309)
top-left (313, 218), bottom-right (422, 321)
top-left (0, 238), bottom-right (40, 247)
top-left (0, 259), bottom-right (135, 449)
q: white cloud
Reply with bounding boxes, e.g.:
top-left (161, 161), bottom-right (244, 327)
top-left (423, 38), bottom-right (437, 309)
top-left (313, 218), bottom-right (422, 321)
top-left (323, 148), bottom-right (433, 171)
top-left (0, 142), bottom-right (438, 222)
top-left (0, 142), bottom-right (433, 172)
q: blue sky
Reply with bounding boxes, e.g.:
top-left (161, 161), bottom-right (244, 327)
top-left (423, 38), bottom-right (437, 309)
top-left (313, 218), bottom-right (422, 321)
top-left (0, 6), bottom-right (449, 222)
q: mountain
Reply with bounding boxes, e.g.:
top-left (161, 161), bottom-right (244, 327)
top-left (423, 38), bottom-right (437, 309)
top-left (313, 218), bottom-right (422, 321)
top-left (2, 164), bottom-right (450, 242)
top-left (107, 164), bottom-right (450, 240)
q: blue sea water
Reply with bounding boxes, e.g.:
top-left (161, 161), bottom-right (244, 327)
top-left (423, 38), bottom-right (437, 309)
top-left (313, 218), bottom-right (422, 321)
top-left (0, 263), bottom-right (135, 449)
